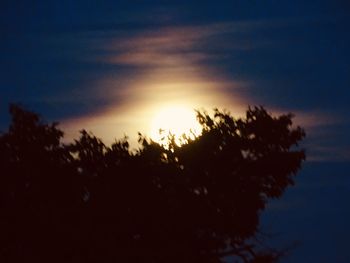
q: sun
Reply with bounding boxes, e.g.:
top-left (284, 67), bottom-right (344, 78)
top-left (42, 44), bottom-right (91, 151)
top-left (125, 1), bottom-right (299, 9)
top-left (150, 105), bottom-right (202, 145)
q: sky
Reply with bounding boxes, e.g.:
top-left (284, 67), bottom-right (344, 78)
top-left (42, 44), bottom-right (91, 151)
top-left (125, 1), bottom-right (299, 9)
top-left (262, 161), bottom-right (350, 263)
top-left (1, 0), bottom-right (350, 160)
top-left (1, 1), bottom-right (350, 262)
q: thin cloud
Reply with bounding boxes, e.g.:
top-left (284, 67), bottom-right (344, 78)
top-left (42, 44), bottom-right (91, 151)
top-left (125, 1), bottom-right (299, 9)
top-left (88, 21), bottom-right (274, 68)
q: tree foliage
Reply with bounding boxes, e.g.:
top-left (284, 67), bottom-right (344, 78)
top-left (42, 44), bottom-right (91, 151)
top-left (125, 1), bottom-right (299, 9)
top-left (0, 104), bottom-right (305, 263)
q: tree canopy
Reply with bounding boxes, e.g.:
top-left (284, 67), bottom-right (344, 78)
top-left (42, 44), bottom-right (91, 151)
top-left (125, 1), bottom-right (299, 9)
top-left (0, 104), bottom-right (305, 263)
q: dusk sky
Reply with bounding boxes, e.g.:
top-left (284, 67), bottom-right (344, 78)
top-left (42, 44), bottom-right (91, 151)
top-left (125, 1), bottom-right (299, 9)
top-left (1, 1), bottom-right (350, 262)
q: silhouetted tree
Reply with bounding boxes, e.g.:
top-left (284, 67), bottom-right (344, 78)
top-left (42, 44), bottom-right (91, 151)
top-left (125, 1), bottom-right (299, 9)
top-left (0, 105), bottom-right (305, 263)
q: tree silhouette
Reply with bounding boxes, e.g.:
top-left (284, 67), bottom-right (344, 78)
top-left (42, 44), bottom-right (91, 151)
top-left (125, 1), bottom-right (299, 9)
top-left (0, 105), bottom-right (305, 263)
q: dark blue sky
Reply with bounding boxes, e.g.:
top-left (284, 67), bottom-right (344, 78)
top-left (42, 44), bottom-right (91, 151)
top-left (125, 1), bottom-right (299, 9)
top-left (1, 1), bottom-right (350, 262)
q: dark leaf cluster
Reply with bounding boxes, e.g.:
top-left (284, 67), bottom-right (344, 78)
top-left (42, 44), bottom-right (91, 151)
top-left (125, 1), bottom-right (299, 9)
top-left (0, 105), bottom-right (305, 263)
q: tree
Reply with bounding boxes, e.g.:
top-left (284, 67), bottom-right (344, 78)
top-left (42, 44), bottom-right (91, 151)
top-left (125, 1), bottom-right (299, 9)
top-left (0, 105), bottom-right (305, 263)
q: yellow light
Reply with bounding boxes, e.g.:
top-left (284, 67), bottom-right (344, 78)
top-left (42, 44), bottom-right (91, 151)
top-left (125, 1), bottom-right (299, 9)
top-left (149, 105), bottom-right (202, 145)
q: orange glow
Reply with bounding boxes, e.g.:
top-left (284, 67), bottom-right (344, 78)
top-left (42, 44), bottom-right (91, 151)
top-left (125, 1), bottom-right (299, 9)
top-left (60, 25), bottom-right (250, 147)
top-left (149, 104), bottom-right (202, 145)
top-left (61, 71), bottom-right (247, 148)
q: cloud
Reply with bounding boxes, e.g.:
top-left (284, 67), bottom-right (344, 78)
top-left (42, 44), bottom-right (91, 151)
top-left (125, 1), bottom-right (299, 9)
top-left (84, 21), bottom-right (274, 68)
top-left (9, 19), bottom-right (343, 161)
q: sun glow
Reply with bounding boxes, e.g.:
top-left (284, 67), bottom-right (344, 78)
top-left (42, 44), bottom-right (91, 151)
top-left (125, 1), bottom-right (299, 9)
top-left (150, 105), bottom-right (202, 145)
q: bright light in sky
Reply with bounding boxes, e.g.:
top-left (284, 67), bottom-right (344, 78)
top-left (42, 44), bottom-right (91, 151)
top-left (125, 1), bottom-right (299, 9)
top-left (61, 27), bottom-right (249, 148)
top-left (149, 105), bottom-right (202, 145)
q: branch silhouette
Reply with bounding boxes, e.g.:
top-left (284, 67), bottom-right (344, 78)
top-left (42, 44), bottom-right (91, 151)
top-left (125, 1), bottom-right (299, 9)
top-left (0, 104), bottom-right (305, 263)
